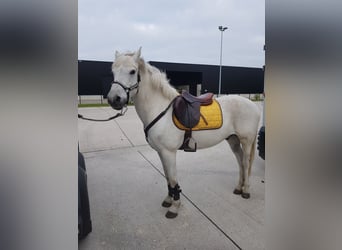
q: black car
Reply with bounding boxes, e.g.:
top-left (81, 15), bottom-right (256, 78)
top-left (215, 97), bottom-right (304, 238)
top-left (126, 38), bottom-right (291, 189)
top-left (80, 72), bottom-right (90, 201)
top-left (78, 150), bottom-right (92, 239)
top-left (257, 126), bottom-right (265, 160)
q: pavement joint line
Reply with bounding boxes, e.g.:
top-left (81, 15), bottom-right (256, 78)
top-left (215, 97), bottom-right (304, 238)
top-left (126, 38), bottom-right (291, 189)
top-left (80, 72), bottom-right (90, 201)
top-left (81, 144), bottom-right (150, 155)
top-left (113, 119), bottom-right (135, 147)
top-left (137, 150), bottom-right (243, 250)
top-left (81, 146), bottom-right (133, 155)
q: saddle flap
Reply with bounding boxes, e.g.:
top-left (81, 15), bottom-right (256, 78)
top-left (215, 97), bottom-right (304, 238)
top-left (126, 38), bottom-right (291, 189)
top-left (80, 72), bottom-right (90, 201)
top-left (173, 96), bottom-right (200, 128)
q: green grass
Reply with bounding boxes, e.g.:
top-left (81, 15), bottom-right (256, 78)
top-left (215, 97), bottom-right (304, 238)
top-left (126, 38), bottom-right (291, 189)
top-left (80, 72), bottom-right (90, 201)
top-left (78, 103), bottom-right (110, 108)
top-left (251, 94), bottom-right (264, 102)
top-left (78, 102), bottom-right (135, 108)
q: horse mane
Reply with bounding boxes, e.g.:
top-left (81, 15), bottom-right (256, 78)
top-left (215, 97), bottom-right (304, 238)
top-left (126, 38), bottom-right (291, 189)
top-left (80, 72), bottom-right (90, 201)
top-left (123, 52), bottom-right (135, 56)
top-left (139, 58), bottom-right (179, 100)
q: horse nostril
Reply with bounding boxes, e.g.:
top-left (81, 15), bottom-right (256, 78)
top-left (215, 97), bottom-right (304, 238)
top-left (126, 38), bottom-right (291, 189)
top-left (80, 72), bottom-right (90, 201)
top-left (116, 96), bottom-right (121, 102)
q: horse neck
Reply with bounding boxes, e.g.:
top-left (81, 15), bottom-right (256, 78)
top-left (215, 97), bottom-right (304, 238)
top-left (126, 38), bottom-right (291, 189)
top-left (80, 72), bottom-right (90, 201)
top-left (133, 73), bottom-right (177, 126)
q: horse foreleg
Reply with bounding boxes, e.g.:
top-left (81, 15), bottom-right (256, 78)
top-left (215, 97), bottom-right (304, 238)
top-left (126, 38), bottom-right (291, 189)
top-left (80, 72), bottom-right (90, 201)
top-left (166, 183), bottom-right (181, 218)
top-left (161, 185), bottom-right (173, 208)
top-left (158, 150), bottom-right (181, 218)
top-left (158, 152), bottom-right (172, 208)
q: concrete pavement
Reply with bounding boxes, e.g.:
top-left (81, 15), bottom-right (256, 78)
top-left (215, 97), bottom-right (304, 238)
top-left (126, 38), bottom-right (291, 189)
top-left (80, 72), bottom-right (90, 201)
top-left (78, 104), bottom-right (265, 250)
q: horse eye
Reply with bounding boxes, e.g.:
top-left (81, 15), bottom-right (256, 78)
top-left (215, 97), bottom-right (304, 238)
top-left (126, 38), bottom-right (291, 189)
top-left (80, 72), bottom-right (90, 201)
top-left (129, 70), bottom-right (136, 75)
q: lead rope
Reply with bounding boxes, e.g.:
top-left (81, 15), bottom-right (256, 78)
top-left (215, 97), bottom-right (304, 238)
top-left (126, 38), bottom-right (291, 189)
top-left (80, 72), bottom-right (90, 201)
top-left (78, 106), bottom-right (128, 122)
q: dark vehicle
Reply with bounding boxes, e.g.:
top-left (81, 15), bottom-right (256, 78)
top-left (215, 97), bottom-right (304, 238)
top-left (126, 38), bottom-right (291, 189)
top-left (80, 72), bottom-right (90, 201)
top-left (257, 93), bottom-right (265, 160)
top-left (257, 126), bottom-right (265, 160)
top-left (78, 150), bottom-right (92, 239)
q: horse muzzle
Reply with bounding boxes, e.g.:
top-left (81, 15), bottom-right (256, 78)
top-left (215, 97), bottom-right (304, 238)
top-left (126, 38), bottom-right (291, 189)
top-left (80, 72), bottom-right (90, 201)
top-left (107, 92), bottom-right (127, 110)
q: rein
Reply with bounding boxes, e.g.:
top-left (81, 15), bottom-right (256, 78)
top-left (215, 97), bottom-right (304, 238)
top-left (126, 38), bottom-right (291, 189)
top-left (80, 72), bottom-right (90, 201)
top-left (78, 107), bottom-right (128, 122)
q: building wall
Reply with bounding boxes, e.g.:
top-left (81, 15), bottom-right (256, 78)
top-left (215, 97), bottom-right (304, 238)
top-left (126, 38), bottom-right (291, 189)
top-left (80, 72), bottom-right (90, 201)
top-left (78, 60), bottom-right (264, 97)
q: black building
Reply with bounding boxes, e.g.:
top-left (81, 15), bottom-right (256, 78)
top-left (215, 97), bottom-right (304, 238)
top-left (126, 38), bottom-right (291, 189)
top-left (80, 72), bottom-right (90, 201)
top-left (78, 60), bottom-right (264, 97)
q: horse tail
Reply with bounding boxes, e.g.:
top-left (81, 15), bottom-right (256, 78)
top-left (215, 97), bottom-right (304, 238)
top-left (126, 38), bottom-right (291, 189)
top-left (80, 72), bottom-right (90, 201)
top-left (248, 135), bottom-right (257, 176)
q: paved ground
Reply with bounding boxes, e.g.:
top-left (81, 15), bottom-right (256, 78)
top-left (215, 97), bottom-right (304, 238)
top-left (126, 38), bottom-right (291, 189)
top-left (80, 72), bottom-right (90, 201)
top-left (78, 103), bottom-right (265, 250)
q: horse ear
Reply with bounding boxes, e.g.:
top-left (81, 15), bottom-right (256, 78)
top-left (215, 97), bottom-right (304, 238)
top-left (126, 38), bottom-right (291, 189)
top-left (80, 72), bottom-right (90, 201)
top-left (115, 50), bottom-right (120, 59)
top-left (133, 47), bottom-right (142, 62)
top-left (138, 56), bottom-right (146, 72)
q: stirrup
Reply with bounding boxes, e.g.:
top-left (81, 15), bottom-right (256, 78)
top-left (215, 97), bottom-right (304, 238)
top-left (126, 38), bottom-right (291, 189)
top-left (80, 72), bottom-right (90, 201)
top-left (183, 137), bottom-right (197, 152)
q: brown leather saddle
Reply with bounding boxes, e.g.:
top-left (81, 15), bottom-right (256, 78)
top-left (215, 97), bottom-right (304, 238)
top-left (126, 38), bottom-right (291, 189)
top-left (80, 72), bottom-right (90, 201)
top-left (173, 90), bottom-right (214, 152)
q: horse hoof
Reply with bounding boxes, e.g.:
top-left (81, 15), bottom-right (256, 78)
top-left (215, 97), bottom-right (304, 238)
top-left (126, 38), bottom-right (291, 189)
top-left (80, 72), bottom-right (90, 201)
top-left (165, 211), bottom-right (178, 219)
top-left (233, 188), bottom-right (242, 195)
top-left (241, 192), bottom-right (250, 199)
top-left (162, 201), bottom-right (172, 207)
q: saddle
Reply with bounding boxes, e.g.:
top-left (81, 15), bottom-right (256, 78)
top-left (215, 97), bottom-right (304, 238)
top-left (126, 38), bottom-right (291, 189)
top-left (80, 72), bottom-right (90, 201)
top-left (173, 90), bottom-right (214, 152)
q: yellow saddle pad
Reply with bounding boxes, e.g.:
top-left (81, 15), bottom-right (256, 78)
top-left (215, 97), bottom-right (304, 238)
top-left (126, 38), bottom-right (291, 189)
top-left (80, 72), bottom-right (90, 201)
top-left (172, 100), bottom-right (223, 131)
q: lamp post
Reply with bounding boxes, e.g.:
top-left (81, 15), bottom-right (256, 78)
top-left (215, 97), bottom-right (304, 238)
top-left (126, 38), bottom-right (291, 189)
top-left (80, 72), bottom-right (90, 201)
top-left (218, 26), bottom-right (227, 96)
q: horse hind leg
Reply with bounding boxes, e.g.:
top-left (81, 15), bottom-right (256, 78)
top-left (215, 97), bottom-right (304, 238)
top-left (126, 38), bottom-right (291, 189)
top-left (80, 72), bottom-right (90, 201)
top-left (227, 135), bottom-right (244, 195)
top-left (240, 137), bottom-right (256, 199)
top-left (248, 137), bottom-right (257, 177)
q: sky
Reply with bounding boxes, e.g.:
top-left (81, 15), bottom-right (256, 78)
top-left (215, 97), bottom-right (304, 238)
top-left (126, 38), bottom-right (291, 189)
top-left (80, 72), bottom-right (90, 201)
top-left (78, 0), bottom-right (265, 68)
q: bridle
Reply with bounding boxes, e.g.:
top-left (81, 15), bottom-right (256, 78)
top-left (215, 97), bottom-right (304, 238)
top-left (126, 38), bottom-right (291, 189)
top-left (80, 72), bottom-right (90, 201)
top-left (111, 73), bottom-right (141, 106)
top-left (78, 72), bottom-right (141, 122)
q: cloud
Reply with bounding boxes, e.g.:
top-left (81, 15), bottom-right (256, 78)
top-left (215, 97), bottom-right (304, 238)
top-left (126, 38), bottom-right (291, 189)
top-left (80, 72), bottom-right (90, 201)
top-left (79, 0), bottom-right (265, 67)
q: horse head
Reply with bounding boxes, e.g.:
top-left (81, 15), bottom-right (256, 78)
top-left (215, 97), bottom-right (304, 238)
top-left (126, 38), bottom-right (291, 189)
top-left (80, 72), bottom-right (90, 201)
top-left (107, 47), bottom-right (142, 110)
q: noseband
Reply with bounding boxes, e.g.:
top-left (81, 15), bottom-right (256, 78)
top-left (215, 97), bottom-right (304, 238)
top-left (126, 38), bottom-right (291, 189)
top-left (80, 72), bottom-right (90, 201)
top-left (112, 73), bottom-right (141, 106)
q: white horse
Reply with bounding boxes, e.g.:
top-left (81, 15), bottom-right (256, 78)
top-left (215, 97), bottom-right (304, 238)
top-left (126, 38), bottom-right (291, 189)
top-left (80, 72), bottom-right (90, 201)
top-left (107, 48), bottom-right (261, 218)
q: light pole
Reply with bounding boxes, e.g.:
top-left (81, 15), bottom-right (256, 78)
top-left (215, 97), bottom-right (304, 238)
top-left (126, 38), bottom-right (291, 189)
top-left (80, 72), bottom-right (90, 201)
top-left (218, 26), bottom-right (227, 96)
